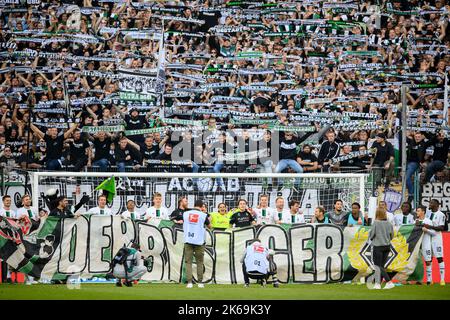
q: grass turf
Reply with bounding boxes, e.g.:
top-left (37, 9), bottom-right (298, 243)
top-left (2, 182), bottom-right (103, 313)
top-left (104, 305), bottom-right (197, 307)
top-left (0, 283), bottom-right (449, 300)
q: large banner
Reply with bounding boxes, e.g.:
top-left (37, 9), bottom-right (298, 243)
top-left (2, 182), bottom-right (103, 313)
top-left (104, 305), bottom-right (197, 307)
top-left (0, 216), bottom-right (424, 284)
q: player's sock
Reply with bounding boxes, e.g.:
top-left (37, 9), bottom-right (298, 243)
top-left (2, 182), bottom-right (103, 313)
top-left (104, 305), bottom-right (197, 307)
top-left (439, 262), bottom-right (445, 282)
top-left (426, 265), bottom-right (432, 283)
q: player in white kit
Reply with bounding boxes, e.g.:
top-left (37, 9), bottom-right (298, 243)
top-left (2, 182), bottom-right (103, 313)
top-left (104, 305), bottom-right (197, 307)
top-left (424, 199), bottom-right (446, 286)
top-left (415, 205), bottom-right (436, 285)
top-left (253, 195), bottom-right (277, 225)
top-left (87, 195), bottom-right (113, 215)
top-left (16, 195), bottom-right (38, 221)
top-left (143, 192), bottom-right (169, 223)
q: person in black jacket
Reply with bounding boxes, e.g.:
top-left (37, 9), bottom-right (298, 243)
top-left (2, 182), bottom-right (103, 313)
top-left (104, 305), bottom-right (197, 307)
top-left (317, 130), bottom-right (340, 172)
top-left (115, 137), bottom-right (142, 172)
top-left (170, 196), bottom-right (189, 225)
top-left (49, 196), bottom-right (74, 218)
top-left (275, 130), bottom-right (315, 187)
top-left (405, 131), bottom-right (428, 201)
top-left (124, 108), bottom-right (149, 145)
top-left (424, 131), bottom-right (449, 183)
top-left (368, 133), bottom-right (395, 187)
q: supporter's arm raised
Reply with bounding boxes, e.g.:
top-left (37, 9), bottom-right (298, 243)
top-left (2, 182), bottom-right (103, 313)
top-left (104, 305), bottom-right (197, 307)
top-left (63, 123), bottom-right (79, 139)
top-left (30, 123), bottom-right (45, 140)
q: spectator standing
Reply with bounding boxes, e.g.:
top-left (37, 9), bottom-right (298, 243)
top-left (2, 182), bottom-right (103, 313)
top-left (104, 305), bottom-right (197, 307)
top-left (368, 133), bottom-right (395, 188)
top-left (369, 207), bottom-right (395, 290)
top-left (318, 130), bottom-right (340, 172)
top-left (405, 132), bottom-right (428, 202)
top-left (183, 199), bottom-right (211, 288)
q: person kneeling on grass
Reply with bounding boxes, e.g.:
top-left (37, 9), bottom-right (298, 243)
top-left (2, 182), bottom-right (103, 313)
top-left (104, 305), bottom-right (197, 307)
top-left (111, 242), bottom-right (146, 287)
top-left (240, 239), bottom-right (279, 288)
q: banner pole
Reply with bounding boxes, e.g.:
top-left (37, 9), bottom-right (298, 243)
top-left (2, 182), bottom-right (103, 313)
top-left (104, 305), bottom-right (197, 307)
top-left (401, 85), bottom-right (408, 203)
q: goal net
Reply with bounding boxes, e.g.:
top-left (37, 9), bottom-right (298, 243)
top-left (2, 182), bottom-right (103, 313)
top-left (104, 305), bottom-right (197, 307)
top-left (31, 172), bottom-right (369, 221)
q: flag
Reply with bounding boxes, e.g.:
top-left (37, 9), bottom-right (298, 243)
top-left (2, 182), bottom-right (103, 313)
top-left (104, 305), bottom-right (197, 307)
top-left (155, 33), bottom-right (166, 94)
top-left (95, 177), bottom-right (116, 203)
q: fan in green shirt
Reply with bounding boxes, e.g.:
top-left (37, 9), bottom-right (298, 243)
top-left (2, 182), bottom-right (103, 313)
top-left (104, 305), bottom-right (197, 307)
top-left (210, 203), bottom-right (232, 231)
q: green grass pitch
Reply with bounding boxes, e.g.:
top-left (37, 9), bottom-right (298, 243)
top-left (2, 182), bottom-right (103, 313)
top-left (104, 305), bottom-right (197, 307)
top-left (1, 283), bottom-right (449, 300)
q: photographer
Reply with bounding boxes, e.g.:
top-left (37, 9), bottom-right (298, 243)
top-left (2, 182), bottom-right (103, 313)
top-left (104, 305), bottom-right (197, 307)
top-left (111, 242), bottom-right (147, 287)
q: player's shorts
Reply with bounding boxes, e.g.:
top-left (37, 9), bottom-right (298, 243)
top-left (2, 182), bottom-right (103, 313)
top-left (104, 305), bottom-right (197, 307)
top-left (422, 236), bottom-right (432, 261)
top-left (431, 233), bottom-right (444, 258)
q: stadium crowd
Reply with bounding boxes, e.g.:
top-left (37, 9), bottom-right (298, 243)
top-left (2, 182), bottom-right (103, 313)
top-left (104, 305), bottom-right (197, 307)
top-left (0, 0), bottom-right (449, 202)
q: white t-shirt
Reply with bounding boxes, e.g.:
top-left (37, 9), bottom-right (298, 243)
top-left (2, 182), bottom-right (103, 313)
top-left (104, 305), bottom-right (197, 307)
top-left (183, 209), bottom-right (209, 245)
top-left (143, 206), bottom-right (170, 220)
top-left (253, 207), bottom-right (277, 224)
top-left (16, 207), bottom-right (38, 221)
top-left (426, 209), bottom-right (446, 245)
top-left (244, 242), bottom-right (269, 274)
top-left (0, 207), bottom-right (16, 219)
top-left (121, 210), bottom-right (140, 220)
top-left (393, 213), bottom-right (415, 226)
top-left (275, 209), bottom-right (292, 224)
top-left (86, 206), bottom-right (113, 215)
top-left (284, 213), bottom-right (306, 224)
top-left (387, 211), bottom-right (395, 225)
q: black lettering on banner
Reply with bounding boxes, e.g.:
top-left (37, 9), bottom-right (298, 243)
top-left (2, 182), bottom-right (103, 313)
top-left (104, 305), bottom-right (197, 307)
top-left (137, 222), bottom-right (166, 280)
top-left (314, 224), bottom-right (344, 282)
top-left (256, 224), bottom-right (290, 283)
top-left (69, 225), bottom-right (77, 263)
top-left (161, 226), bottom-right (185, 282)
top-left (290, 224), bottom-right (315, 283)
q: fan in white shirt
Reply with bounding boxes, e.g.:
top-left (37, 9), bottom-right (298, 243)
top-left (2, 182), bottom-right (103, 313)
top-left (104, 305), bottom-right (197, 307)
top-left (0, 195), bottom-right (16, 219)
top-left (16, 195), bottom-right (38, 221)
top-left (143, 192), bottom-right (169, 221)
top-left (273, 196), bottom-right (290, 225)
top-left (86, 195), bottom-right (113, 215)
top-left (253, 195), bottom-right (277, 225)
top-left (121, 200), bottom-right (140, 220)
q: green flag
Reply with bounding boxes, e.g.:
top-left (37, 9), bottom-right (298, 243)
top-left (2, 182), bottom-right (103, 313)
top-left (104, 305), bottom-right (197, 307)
top-left (95, 177), bottom-right (116, 203)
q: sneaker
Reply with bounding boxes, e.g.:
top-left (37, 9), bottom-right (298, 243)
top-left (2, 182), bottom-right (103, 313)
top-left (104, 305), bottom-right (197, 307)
top-left (427, 281), bottom-right (432, 286)
top-left (244, 284), bottom-right (249, 288)
top-left (124, 281), bottom-right (133, 287)
top-left (383, 281), bottom-right (395, 290)
top-left (260, 279), bottom-right (266, 287)
top-left (198, 283), bottom-right (204, 288)
top-left (6, 278), bottom-right (12, 284)
top-left (116, 280), bottom-right (122, 287)
top-left (440, 281), bottom-right (446, 286)
top-left (273, 282), bottom-right (280, 288)
top-left (373, 283), bottom-right (381, 290)
top-left (186, 283), bottom-right (193, 288)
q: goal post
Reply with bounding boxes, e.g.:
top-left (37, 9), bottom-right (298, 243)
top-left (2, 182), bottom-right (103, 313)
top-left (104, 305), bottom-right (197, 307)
top-left (31, 172), bottom-right (369, 221)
